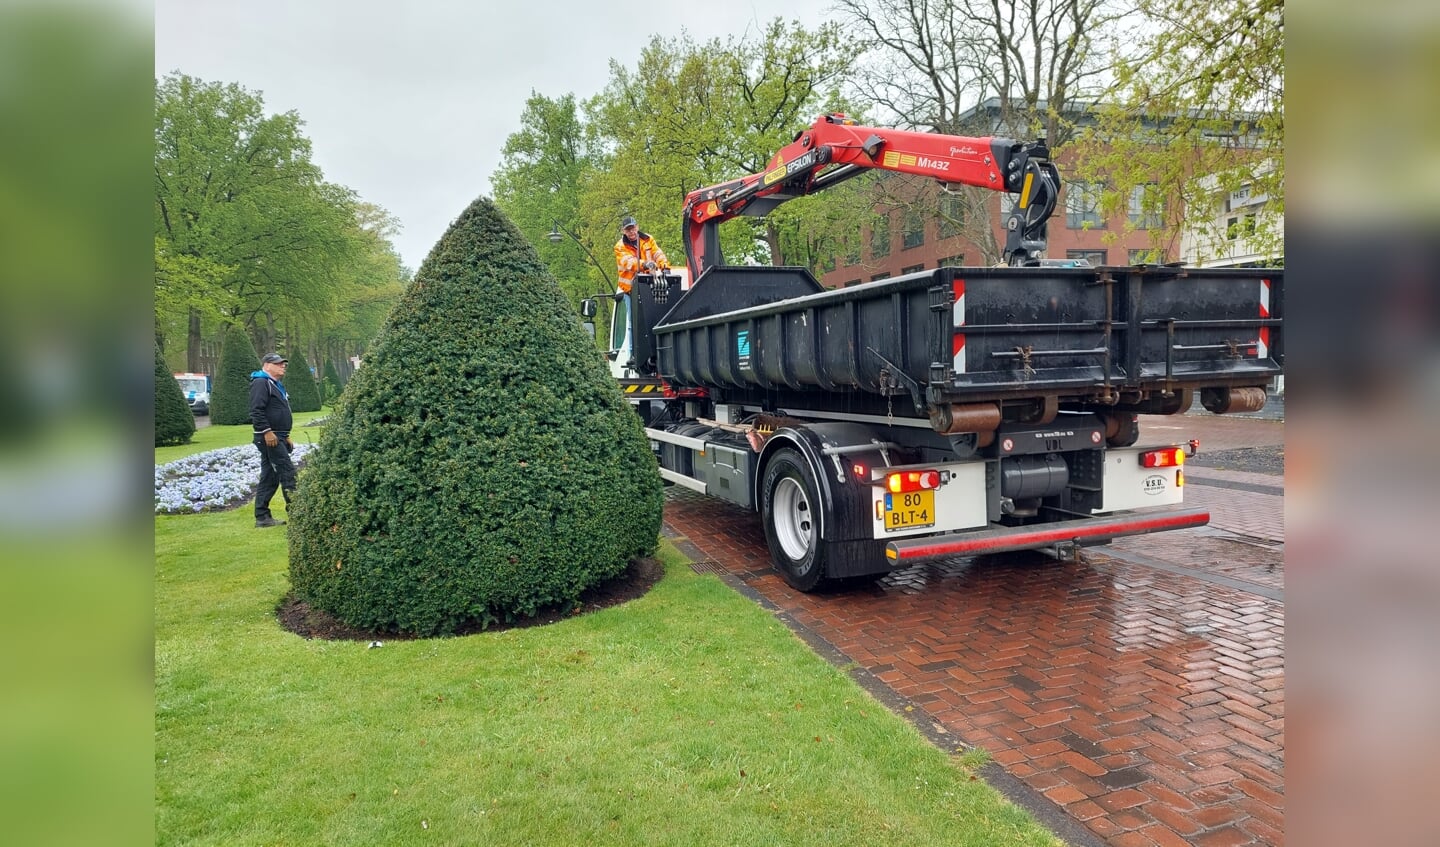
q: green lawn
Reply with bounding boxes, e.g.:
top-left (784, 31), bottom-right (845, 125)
top-left (155, 503), bottom-right (1061, 846)
top-left (156, 408), bottom-right (331, 464)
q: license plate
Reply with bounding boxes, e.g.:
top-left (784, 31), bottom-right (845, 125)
top-left (883, 490), bottom-right (935, 531)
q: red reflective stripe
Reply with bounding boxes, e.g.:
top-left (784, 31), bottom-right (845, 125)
top-left (889, 511), bottom-right (1209, 560)
top-left (1257, 279), bottom-right (1271, 357)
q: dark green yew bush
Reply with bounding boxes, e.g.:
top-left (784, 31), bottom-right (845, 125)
top-left (209, 324), bottom-right (260, 426)
top-left (284, 347), bottom-right (322, 413)
top-left (288, 198), bottom-right (663, 636)
top-left (154, 345), bottom-right (195, 446)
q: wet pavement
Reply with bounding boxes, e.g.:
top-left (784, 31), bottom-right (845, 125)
top-left (662, 410), bottom-right (1284, 846)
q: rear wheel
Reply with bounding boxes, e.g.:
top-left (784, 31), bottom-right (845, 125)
top-left (761, 448), bottom-right (829, 591)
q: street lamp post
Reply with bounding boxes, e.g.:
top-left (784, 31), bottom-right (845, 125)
top-left (548, 220), bottom-right (616, 296)
top-left (547, 220), bottom-right (620, 347)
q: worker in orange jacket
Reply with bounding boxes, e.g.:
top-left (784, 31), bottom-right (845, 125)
top-left (613, 216), bottom-right (668, 294)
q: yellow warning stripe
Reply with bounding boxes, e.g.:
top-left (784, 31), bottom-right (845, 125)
top-left (623, 384), bottom-right (661, 393)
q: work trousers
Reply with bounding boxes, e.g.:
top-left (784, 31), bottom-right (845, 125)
top-left (254, 438), bottom-right (297, 520)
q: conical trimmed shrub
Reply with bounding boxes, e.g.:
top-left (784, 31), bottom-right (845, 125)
top-left (285, 347), bottom-right (321, 412)
top-left (288, 198), bottom-right (663, 636)
top-left (322, 358), bottom-right (344, 405)
top-left (210, 324), bottom-right (260, 426)
top-left (154, 344), bottom-right (195, 446)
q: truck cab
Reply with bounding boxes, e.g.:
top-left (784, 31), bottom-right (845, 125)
top-left (173, 372), bottom-right (210, 415)
top-left (602, 268), bottom-right (690, 381)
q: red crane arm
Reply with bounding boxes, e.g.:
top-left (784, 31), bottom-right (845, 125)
top-left (681, 114), bottom-right (1059, 280)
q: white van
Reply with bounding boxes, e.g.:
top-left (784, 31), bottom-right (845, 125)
top-left (173, 373), bottom-right (210, 415)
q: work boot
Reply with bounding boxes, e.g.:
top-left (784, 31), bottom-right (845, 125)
top-left (255, 517), bottom-right (286, 528)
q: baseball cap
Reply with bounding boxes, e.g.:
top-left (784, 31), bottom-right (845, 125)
top-left (262, 353), bottom-right (288, 364)
top-left (621, 216), bottom-right (637, 228)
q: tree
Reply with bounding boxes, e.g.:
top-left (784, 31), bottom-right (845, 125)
top-left (322, 358), bottom-right (344, 405)
top-left (492, 93), bottom-right (609, 301)
top-left (288, 198), bottom-right (664, 637)
top-left (836, 0), bottom-right (1124, 141)
top-left (209, 324), bottom-right (260, 426)
top-left (284, 346), bottom-right (321, 413)
top-left (1072, 0), bottom-right (1284, 262)
top-left (154, 73), bottom-right (378, 367)
top-left (833, 0), bottom-right (1128, 264)
top-left (154, 345), bottom-right (195, 446)
top-left (583, 20), bottom-right (859, 275)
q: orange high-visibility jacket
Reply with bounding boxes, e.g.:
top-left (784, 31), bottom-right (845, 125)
top-left (613, 231), bottom-right (668, 293)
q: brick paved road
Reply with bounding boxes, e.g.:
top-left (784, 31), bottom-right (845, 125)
top-left (662, 412), bottom-right (1284, 847)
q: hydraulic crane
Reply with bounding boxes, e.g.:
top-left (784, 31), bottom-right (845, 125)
top-left (681, 113), bottom-right (1060, 281)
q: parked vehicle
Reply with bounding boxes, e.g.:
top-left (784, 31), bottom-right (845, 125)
top-left (587, 115), bottom-right (1284, 591)
top-left (173, 372), bottom-right (210, 416)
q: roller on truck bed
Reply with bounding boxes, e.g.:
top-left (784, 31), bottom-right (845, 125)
top-left (586, 114), bottom-right (1283, 591)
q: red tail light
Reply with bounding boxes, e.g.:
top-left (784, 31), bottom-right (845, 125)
top-left (1140, 447), bottom-right (1186, 468)
top-left (886, 470), bottom-right (941, 493)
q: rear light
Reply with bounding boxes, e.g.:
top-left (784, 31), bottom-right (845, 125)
top-left (885, 470), bottom-right (941, 493)
top-left (852, 463), bottom-right (867, 480)
top-left (1176, 470), bottom-right (1184, 487)
top-left (1140, 447), bottom-right (1186, 468)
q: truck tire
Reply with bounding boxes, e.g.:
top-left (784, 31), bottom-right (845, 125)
top-left (760, 448), bottom-right (829, 591)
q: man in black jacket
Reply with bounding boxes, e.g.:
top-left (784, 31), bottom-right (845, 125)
top-left (250, 352), bottom-right (295, 528)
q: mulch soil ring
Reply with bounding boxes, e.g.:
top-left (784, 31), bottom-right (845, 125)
top-left (276, 557), bottom-right (664, 640)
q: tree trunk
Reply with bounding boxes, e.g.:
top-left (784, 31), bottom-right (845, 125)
top-left (187, 307), bottom-right (202, 372)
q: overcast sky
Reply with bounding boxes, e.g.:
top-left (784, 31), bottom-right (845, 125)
top-left (155, 0), bottom-right (839, 272)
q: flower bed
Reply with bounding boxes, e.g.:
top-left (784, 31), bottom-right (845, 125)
top-left (155, 444), bottom-right (315, 514)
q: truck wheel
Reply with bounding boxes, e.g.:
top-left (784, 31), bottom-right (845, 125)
top-left (761, 448), bottom-right (829, 591)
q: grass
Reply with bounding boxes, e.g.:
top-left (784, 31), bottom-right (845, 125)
top-left (155, 408), bottom-right (331, 465)
top-left (155, 506), bottom-right (1062, 846)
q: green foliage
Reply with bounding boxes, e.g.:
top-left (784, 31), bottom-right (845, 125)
top-left (583, 21), bottom-right (858, 272)
top-left (322, 358), bottom-right (345, 404)
top-left (154, 75), bottom-right (406, 372)
top-left (1070, 0), bottom-right (1283, 262)
top-left (289, 198), bottom-right (664, 636)
top-left (210, 325), bottom-right (260, 426)
top-left (154, 345), bottom-right (195, 446)
top-left (492, 94), bottom-right (611, 302)
top-left (283, 347), bottom-right (321, 413)
top-left (491, 20), bottom-right (861, 291)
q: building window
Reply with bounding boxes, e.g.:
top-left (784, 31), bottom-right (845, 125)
top-left (1128, 248), bottom-right (1165, 265)
top-left (900, 263), bottom-right (925, 274)
top-left (870, 272), bottom-right (891, 282)
top-left (1128, 184), bottom-right (1165, 230)
top-left (844, 278), bottom-right (862, 288)
top-left (842, 236), bottom-right (861, 266)
top-left (870, 215), bottom-right (891, 258)
top-left (902, 208), bottom-right (925, 249)
top-left (938, 194), bottom-right (964, 239)
top-left (938, 254), bottom-right (966, 267)
top-left (1066, 249), bottom-right (1107, 266)
top-left (1227, 214), bottom-right (1257, 240)
top-left (1065, 181), bottom-right (1105, 229)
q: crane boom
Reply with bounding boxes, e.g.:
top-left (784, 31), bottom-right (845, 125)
top-left (681, 113), bottom-right (1059, 281)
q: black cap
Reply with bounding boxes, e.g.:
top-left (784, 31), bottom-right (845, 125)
top-left (262, 353), bottom-right (288, 364)
top-left (621, 216), bottom-right (637, 228)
